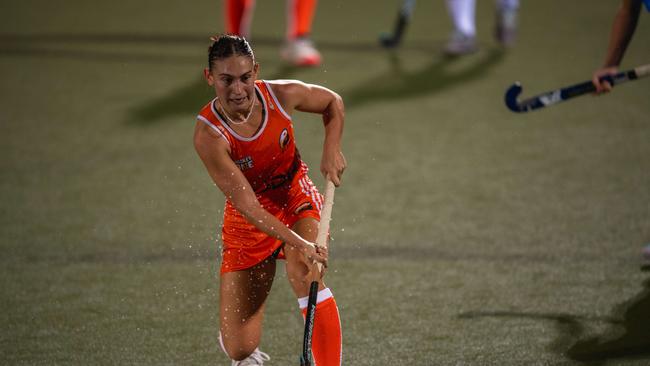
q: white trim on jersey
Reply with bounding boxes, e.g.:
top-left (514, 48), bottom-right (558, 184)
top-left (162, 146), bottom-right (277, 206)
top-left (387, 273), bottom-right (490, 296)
top-left (197, 113), bottom-right (231, 146)
top-left (210, 84), bottom-right (269, 142)
top-left (262, 80), bottom-right (292, 121)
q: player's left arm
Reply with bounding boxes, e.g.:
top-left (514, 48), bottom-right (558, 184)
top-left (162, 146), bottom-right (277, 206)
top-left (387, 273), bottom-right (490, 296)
top-left (269, 80), bottom-right (346, 186)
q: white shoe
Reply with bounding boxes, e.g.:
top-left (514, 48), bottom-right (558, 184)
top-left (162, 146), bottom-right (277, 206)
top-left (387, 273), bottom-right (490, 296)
top-left (444, 31), bottom-right (477, 56)
top-left (281, 37), bottom-right (322, 67)
top-left (232, 348), bottom-right (270, 366)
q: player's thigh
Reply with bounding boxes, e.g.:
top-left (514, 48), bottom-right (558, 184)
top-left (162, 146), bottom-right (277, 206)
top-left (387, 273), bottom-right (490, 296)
top-left (285, 217), bottom-right (325, 297)
top-left (220, 256), bottom-right (276, 358)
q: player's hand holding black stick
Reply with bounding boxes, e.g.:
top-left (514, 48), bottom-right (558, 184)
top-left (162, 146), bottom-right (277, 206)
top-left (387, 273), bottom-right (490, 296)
top-left (505, 63), bottom-right (650, 113)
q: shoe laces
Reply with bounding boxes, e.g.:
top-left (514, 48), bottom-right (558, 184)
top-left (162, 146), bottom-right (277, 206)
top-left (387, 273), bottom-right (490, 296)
top-left (290, 38), bottom-right (319, 54)
top-left (232, 348), bottom-right (270, 366)
top-left (293, 37), bottom-right (315, 47)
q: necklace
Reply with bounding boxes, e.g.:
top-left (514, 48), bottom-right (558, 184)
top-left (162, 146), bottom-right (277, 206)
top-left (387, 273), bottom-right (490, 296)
top-left (217, 97), bottom-right (256, 125)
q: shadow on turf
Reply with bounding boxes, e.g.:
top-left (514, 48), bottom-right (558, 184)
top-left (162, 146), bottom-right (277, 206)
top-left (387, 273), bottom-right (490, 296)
top-left (125, 64), bottom-right (300, 126)
top-left (0, 46), bottom-right (201, 64)
top-left (565, 277), bottom-right (650, 363)
top-left (0, 32), bottom-right (434, 69)
top-left (0, 32), bottom-right (437, 55)
top-left (458, 277), bottom-right (650, 364)
top-left (1, 32), bottom-right (501, 123)
top-left (0, 32), bottom-right (205, 64)
top-left (127, 47), bottom-right (505, 124)
top-left (342, 47), bottom-right (505, 110)
top-left (127, 77), bottom-right (213, 126)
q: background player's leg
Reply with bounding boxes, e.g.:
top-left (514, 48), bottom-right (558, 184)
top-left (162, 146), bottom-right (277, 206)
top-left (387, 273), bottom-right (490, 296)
top-left (444, 0), bottom-right (477, 55)
top-left (495, 0), bottom-right (519, 46)
top-left (378, 0), bottom-right (417, 49)
top-left (286, 217), bottom-right (342, 366)
top-left (225, 0), bottom-right (256, 38)
top-left (446, 0), bottom-right (476, 37)
top-left (287, 0), bottom-right (316, 39)
top-left (219, 255), bottom-right (275, 361)
top-left (282, 0), bottom-right (321, 66)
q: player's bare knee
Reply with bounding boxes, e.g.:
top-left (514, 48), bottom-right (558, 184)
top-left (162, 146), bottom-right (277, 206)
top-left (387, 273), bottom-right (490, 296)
top-left (286, 265), bottom-right (309, 285)
top-left (286, 254), bottom-right (310, 275)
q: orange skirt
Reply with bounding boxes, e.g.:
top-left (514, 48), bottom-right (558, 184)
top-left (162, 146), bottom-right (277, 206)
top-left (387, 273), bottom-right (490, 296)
top-left (220, 171), bottom-right (322, 274)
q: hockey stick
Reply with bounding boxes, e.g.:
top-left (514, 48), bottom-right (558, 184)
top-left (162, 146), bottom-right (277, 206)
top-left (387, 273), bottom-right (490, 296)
top-left (300, 179), bottom-right (336, 366)
top-left (379, 0), bottom-right (417, 48)
top-left (505, 64), bottom-right (650, 113)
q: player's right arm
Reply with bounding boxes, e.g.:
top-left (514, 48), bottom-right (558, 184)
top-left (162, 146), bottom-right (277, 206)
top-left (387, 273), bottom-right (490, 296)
top-left (193, 121), bottom-right (327, 265)
top-left (593, 0), bottom-right (642, 93)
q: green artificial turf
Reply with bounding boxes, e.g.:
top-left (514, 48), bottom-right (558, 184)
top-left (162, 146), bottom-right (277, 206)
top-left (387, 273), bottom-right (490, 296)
top-left (1, 0), bottom-right (649, 364)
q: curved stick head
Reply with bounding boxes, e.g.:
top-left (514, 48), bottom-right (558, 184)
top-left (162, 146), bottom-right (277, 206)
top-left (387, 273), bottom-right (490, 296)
top-left (504, 82), bottom-right (524, 113)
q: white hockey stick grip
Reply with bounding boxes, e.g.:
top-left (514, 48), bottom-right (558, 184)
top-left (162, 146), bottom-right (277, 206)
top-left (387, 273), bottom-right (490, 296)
top-left (315, 180), bottom-right (336, 271)
top-left (634, 64), bottom-right (650, 78)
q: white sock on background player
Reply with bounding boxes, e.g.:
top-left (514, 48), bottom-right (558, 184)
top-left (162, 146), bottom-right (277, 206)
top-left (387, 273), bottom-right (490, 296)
top-left (446, 0), bottom-right (476, 37)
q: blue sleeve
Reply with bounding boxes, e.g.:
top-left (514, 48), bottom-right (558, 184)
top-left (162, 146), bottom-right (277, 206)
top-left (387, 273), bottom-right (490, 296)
top-left (644, 0), bottom-right (650, 12)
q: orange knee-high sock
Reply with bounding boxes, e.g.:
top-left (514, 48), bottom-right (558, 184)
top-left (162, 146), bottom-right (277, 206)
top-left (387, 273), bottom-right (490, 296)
top-left (287, 0), bottom-right (317, 39)
top-left (299, 288), bottom-right (342, 366)
top-left (225, 0), bottom-right (255, 37)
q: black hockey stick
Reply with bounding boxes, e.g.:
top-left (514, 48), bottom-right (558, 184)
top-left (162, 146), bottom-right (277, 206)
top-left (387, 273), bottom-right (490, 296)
top-left (505, 64), bottom-right (650, 113)
top-left (379, 0), bottom-right (416, 48)
top-left (300, 180), bottom-right (335, 366)
top-left (300, 280), bottom-right (319, 366)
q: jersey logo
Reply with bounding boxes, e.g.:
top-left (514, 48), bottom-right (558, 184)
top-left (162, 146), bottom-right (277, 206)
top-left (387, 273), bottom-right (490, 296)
top-left (234, 156), bottom-right (254, 171)
top-left (279, 128), bottom-right (290, 150)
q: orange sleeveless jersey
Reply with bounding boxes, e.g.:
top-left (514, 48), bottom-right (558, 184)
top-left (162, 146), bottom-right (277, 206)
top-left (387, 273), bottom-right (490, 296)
top-left (197, 80), bottom-right (323, 274)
